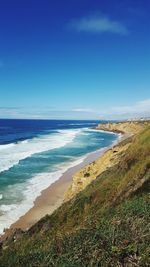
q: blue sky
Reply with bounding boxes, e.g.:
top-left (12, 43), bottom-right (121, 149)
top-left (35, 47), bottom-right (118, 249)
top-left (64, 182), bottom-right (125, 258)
top-left (0, 0), bottom-right (150, 119)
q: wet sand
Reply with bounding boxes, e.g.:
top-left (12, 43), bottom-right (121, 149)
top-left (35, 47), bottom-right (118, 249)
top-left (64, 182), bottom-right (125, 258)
top-left (10, 146), bottom-right (111, 231)
top-left (9, 131), bottom-right (130, 232)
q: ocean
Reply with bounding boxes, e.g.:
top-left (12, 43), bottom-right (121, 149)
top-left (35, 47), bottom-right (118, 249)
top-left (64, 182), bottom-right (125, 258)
top-left (0, 119), bottom-right (118, 234)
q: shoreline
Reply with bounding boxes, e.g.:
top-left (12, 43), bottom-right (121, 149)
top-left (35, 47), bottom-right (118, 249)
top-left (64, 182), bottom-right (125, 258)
top-left (9, 146), bottom-right (112, 230)
top-left (9, 131), bottom-right (126, 232)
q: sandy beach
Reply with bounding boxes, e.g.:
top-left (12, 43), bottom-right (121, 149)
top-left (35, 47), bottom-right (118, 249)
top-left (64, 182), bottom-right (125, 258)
top-left (2, 120), bottom-right (146, 236)
top-left (3, 129), bottom-right (132, 235)
top-left (10, 144), bottom-right (112, 231)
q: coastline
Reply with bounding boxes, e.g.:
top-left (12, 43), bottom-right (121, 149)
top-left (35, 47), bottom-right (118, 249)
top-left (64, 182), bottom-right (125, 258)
top-left (9, 131), bottom-right (125, 232)
top-left (1, 122), bottom-right (149, 265)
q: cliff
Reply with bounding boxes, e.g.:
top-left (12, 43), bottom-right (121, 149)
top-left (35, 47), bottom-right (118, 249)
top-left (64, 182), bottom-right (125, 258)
top-left (0, 122), bottom-right (150, 267)
top-left (65, 138), bottom-right (131, 201)
top-left (65, 121), bottom-right (148, 201)
top-left (96, 120), bottom-right (149, 134)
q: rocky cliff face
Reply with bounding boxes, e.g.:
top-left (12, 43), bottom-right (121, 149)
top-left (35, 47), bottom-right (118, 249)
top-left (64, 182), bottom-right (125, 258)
top-left (0, 125), bottom-right (149, 267)
top-left (65, 139), bottom-right (131, 201)
top-left (96, 121), bottom-right (149, 134)
top-left (65, 121), bottom-right (149, 201)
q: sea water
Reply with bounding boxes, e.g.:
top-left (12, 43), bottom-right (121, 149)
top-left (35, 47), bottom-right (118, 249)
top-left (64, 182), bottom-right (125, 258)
top-left (0, 119), bottom-right (118, 234)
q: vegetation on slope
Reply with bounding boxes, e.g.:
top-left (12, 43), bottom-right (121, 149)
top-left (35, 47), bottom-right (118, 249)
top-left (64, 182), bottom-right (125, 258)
top-left (0, 126), bottom-right (150, 267)
top-left (96, 120), bottom-right (149, 134)
top-left (65, 135), bottom-right (131, 201)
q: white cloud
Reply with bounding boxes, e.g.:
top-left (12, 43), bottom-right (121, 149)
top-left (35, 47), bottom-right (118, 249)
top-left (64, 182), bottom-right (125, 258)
top-left (98, 99), bottom-right (150, 119)
top-left (72, 99), bottom-right (150, 118)
top-left (72, 108), bottom-right (95, 113)
top-left (111, 99), bottom-right (150, 114)
top-left (0, 99), bottom-right (149, 120)
top-left (70, 15), bottom-right (128, 35)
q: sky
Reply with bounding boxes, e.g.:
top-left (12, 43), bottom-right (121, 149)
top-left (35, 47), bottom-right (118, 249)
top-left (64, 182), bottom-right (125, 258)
top-left (0, 0), bottom-right (150, 120)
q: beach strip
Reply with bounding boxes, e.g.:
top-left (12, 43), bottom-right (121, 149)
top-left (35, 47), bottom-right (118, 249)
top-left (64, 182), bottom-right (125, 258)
top-left (10, 141), bottom-right (118, 231)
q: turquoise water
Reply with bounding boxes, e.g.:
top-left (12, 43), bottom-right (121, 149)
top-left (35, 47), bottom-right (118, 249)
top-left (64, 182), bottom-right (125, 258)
top-left (0, 120), bottom-right (118, 233)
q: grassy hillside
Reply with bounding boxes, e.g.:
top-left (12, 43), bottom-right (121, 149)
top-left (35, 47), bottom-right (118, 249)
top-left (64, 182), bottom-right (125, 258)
top-left (0, 126), bottom-right (150, 267)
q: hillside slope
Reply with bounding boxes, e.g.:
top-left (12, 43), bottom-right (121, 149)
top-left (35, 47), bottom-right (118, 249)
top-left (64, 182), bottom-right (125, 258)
top-left (65, 136), bottom-right (131, 201)
top-left (96, 120), bottom-right (149, 134)
top-left (65, 120), bottom-right (149, 201)
top-left (0, 126), bottom-right (150, 267)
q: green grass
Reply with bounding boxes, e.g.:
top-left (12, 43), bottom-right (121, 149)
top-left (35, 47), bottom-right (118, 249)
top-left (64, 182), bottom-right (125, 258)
top-left (0, 126), bottom-right (150, 267)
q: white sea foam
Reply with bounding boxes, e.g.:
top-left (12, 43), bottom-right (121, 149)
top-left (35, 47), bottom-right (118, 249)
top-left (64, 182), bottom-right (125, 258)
top-left (0, 128), bottom-right (119, 234)
top-left (0, 155), bottom-right (86, 234)
top-left (0, 129), bottom-right (81, 174)
top-left (0, 143), bottom-right (16, 151)
top-left (0, 194), bottom-right (3, 200)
